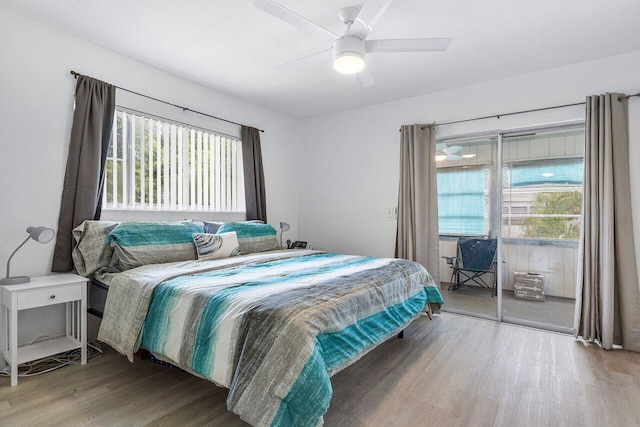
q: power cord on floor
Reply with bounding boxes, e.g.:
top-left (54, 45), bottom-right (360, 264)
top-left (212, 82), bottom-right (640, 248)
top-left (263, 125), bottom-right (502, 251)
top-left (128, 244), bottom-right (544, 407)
top-left (0, 336), bottom-right (103, 377)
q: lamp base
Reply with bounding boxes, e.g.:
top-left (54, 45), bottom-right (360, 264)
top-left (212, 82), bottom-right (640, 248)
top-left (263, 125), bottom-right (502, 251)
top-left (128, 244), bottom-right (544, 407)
top-left (0, 276), bottom-right (31, 285)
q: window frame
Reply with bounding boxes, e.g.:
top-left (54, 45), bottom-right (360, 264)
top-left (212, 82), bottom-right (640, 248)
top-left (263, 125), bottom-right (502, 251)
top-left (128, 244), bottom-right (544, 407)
top-left (502, 156), bottom-right (583, 244)
top-left (436, 124), bottom-right (585, 247)
top-left (103, 107), bottom-right (246, 213)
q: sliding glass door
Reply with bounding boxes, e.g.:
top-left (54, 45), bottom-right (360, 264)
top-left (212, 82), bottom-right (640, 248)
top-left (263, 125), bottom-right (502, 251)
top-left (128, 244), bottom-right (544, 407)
top-left (437, 126), bottom-right (584, 333)
top-left (437, 138), bottom-right (499, 319)
top-left (500, 129), bottom-right (584, 331)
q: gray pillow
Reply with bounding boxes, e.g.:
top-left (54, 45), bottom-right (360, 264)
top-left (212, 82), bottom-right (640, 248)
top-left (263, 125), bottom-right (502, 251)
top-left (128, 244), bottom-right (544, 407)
top-left (203, 221), bottom-right (225, 234)
top-left (72, 220), bottom-right (119, 277)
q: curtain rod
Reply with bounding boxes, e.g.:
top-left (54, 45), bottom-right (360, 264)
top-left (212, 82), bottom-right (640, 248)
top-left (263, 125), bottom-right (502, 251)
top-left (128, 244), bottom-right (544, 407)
top-left (399, 92), bottom-right (640, 131)
top-left (70, 70), bottom-right (264, 133)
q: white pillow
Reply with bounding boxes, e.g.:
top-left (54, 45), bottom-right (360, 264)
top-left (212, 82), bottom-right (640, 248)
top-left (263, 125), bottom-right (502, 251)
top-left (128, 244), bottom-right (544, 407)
top-left (192, 232), bottom-right (241, 261)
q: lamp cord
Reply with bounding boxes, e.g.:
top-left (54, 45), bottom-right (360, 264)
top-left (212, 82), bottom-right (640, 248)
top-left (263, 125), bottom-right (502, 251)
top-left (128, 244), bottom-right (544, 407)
top-left (5, 236), bottom-right (30, 279)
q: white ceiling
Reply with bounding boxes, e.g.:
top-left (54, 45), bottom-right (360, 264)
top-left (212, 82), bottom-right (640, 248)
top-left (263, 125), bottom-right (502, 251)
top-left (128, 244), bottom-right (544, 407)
top-left (2, 0), bottom-right (640, 118)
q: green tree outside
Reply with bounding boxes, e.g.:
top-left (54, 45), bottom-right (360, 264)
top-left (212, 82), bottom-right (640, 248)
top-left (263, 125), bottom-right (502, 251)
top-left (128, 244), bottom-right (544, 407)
top-left (522, 191), bottom-right (582, 239)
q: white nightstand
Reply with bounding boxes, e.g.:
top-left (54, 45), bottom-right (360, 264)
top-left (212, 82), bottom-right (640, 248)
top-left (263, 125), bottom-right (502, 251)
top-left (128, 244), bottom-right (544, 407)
top-left (1, 274), bottom-right (88, 386)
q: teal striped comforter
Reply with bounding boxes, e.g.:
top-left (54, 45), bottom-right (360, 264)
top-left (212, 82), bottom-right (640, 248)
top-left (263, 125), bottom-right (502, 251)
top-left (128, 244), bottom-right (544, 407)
top-left (98, 250), bottom-right (443, 427)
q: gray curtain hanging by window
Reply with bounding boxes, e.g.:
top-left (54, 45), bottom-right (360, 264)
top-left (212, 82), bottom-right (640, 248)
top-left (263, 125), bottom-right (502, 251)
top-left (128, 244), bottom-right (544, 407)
top-left (395, 124), bottom-right (440, 284)
top-left (574, 93), bottom-right (640, 352)
top-left (52, 76), bottom-right (116, 272)
top-left (242, 126), bottom-right (267, 222)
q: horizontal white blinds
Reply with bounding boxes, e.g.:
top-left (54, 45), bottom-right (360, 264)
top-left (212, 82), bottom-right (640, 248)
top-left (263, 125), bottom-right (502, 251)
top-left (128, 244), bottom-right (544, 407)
top-left (105, 110), bottom-right (245, 212)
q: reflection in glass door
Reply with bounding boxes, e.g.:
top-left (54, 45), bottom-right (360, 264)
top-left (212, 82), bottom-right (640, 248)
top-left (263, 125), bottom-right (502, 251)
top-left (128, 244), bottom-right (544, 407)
top-left (437, 138), bottom-right (499, 319)
top-left (500, 128), bottom-right (583, 331)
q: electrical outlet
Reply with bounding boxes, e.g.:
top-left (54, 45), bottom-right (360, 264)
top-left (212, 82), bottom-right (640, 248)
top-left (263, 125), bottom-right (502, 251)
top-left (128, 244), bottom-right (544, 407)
top-left (386, 207), bottom-right (397, 219)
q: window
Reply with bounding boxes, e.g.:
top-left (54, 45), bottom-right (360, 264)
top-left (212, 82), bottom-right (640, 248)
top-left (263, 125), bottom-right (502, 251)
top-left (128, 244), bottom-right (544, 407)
top-left (503, 158), bottom-right (583, 239)
top-left (502, 128), bottom-right (584, 240)
top-left (104, 109), bottom-right (245, 212)
top-left (436, 140), bottom-right (493, 236)
top-left (437, 166), bottom-right (490, 235)
top-left (436, 129), bottom-right (584, 240)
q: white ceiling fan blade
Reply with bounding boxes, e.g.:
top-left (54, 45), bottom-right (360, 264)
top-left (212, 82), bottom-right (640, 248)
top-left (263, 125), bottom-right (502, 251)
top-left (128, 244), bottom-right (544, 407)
top-left (366, 38), bottom-right (452, 53)
top-left (447, 154), bottom-right (463, 161)
top-left (253, 0), bottom-right (337, 42)
top-left (445, 145), bottom-right (463, 154)
top-left (274, 49), bottom-right (332, 71)
top-left (357, 0), bottom-right (395, 32)
top-left (436, 143), bottom-right (448, 152)
top-left (356, 67), bottom-right (375, 87)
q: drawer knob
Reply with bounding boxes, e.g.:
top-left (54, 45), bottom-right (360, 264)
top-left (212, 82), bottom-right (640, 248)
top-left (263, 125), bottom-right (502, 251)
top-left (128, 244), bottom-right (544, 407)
top-left (50, 295), bottom-right (56, 299)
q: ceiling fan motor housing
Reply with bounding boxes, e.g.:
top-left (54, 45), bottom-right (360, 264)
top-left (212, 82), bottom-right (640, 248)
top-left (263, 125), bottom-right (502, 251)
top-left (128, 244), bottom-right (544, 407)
top-left (333, 36), bottom-right (366, 73)
top-left (333, 36), bottom-right (365, 58)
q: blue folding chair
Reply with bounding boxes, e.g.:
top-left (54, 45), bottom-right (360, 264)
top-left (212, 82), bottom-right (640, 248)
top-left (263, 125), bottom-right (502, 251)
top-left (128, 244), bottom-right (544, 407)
top-left (443, 238), bottom-right (497, 297)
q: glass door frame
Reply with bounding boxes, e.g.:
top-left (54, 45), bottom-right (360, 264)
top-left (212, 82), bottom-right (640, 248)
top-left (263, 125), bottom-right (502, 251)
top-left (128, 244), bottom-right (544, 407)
top-left (436, 136), bottom-right (500, 322)
top-left (438, 120), bottom-right (583, 334)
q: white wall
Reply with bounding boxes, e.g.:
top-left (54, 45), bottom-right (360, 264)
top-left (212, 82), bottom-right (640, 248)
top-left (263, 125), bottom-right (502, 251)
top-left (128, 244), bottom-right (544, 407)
top-left (297, 51), bottom-right (640, 271)
top-left (0, 8), bottom-right (300, 347)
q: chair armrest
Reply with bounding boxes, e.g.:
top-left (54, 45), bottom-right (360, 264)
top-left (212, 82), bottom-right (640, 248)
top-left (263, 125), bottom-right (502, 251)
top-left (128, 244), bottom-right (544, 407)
top-left (442, 256), bottom-right (459, 265)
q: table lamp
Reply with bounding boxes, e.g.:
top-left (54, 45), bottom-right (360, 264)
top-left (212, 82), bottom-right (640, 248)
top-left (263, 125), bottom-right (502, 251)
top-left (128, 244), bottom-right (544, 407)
top-left (1, 226), bottom-right (56, 285)
top-left (279, 221), bottom-right (290, 248)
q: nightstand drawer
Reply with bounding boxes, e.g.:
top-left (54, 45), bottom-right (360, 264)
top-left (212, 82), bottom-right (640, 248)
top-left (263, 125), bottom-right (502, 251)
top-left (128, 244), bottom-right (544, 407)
top-left (17, 284), bottom-right (82, 310)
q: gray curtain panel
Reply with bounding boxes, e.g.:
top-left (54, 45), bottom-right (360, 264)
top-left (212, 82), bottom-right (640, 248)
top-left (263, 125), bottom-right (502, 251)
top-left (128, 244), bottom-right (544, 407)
top-left (574, 93), bottom-right (640, 352)
top-left (395, 124), bottom-right (440, 284)
top-left (242, 126), bottom-right (267, 222)
top-left (52, 76), bottom-right (116, 272)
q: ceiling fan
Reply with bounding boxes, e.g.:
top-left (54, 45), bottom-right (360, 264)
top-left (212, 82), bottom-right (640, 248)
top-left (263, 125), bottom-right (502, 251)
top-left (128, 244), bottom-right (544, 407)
top-left (253, 0), bottom-right (452, 87)
top-left (435, 143), bottom-right (473, 161)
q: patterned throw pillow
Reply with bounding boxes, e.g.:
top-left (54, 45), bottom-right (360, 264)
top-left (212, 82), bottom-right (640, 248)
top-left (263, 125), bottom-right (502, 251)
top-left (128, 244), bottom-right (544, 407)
top-left (216, 222), bottom-right (280, 254)
top-left (193, 232), bottom-right (241, 261)
top-left (106, 221), bottom-right (204, 271)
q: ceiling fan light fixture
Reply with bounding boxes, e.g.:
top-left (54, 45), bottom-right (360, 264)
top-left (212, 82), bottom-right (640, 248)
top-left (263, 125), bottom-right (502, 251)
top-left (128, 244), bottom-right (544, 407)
top-left (333, 52), bottom-right (365, 74)
top-left (333, 35), bottom-right (366, 74)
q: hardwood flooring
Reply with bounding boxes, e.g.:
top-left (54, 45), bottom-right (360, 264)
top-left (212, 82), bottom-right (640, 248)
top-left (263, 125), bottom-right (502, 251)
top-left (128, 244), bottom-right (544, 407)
top-left (1, 313), bottom-right (639, 426)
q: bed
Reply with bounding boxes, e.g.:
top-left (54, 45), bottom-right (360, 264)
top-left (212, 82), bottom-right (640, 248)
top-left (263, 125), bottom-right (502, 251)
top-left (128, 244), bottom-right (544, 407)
top-left (73, 220), bottom-right (444, 427)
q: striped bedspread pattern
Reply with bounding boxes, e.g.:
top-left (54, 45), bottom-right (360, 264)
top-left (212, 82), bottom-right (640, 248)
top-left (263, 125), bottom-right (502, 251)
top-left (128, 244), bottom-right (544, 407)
top-left (98, 251), bottom-right (443, 427)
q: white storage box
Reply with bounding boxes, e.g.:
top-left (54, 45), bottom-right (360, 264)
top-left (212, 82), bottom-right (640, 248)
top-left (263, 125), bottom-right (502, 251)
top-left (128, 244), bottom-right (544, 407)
top-left (513, 272), bottom-right (545, 301)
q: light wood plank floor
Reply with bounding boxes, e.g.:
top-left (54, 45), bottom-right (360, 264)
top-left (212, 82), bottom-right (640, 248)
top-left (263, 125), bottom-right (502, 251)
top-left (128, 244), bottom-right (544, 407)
top-left (1, 313), bottom-right (639, 426)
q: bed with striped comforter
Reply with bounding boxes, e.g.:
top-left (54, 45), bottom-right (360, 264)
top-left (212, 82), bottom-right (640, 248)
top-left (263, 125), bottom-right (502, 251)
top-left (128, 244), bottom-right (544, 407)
top-left (97, 249), bottom-right (443, 426)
